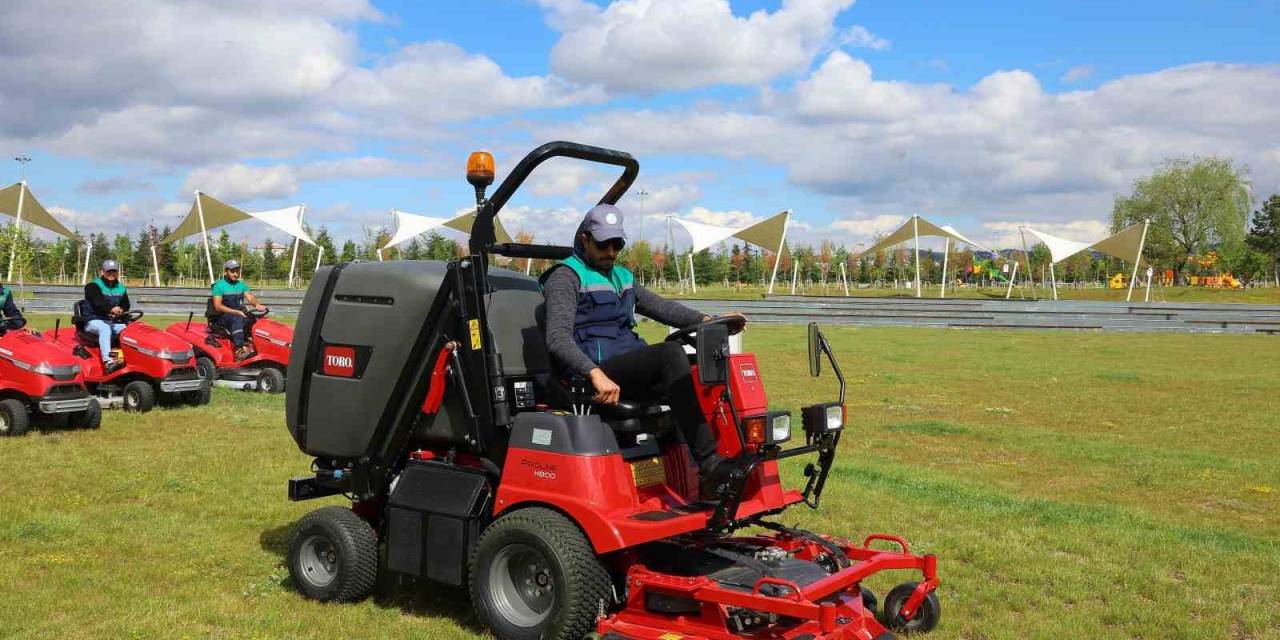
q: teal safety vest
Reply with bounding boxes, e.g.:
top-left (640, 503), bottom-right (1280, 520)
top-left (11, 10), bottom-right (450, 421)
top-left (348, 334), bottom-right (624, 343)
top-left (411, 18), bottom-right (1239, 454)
top-left (539, 254), bottom-right (645, 365)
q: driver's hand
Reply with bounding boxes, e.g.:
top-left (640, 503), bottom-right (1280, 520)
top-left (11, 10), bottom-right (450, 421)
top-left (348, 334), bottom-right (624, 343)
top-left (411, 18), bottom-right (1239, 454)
top-left (588, 368), bottom-right (621, 405)
top-left (238, 310), bottom-right (249, 318)
top-left (110, 306), bottom-right (124, 315)
top-left (255, 304), bottom-right (266, 311)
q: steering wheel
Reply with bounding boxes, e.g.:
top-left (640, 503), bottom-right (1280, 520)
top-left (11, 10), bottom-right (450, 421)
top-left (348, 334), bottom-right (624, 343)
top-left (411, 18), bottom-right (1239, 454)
top-left (664, 315), bottom-right (746, 347)
top-left (247, 307), bottom-right (270, 319)
top-left (113, 310), bottom-right (144, 323)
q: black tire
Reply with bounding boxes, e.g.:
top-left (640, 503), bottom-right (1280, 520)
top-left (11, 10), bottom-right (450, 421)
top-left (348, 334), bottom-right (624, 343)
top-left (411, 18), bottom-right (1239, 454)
top-left (0, 398), bottom-right (30, 437)
top-left (287, 506), bottom-right (378, 603)
top-left (68, 398), bottom-right (103, 430)
top-left (861, 586), bottom-right (879, 617)
top-left (883, 581), bottom-right (941, 634)
top-left (470, 507), bottom-right (611, 640)
top-left (123, 380), bottom-right (156, 413)
top-left (182, 378), bottom-right (212, 406)
top-left (195, 356), bottom-right (217, 384)
top-left (257, 367), bottom-right (285, 394)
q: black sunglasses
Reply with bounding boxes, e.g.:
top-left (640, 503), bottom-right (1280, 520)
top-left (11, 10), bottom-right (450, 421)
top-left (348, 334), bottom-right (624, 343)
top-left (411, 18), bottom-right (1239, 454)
top-left (591, 237), bottom-right (624, 251)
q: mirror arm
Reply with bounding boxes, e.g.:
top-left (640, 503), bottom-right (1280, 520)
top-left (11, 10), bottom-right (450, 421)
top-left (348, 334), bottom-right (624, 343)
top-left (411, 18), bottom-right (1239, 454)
top-left (821, 334), bottom-right (845, 404)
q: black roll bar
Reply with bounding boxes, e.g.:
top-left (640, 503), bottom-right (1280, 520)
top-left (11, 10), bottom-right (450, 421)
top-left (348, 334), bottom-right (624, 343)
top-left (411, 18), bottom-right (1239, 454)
top-left (469, 141), bottom-right (640, 255)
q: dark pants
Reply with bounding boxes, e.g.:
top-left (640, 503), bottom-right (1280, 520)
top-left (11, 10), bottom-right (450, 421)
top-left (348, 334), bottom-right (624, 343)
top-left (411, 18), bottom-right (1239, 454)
top-left (215, 313), bottom-right (253, 348)
top-left (599, 342), bottom-right (720, 470)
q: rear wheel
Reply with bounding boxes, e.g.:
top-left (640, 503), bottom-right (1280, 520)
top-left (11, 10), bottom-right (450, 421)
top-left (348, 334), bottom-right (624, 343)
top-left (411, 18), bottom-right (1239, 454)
top-left (287, 506), bottom-right (378, 603)
top-left (883, 581), bottom-right (941, 634)
top-left (0, 399), bottom-right (30, 437)
top-left (257, 367), bottom-right (285, 394)
top-left (470, 507), bottom-right (611, 640)
top-left (123, 380), bottom-right (156, 413)
top-left (195, 356), bottom-right (217, 385)
top-left (68, 398), bottom-right (102, 430)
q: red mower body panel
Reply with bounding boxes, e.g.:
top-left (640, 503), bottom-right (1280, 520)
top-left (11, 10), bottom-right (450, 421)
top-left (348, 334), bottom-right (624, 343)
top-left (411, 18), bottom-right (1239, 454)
top-left (165, 318), bottom-right (293, 370)
top-left (46, 323), bottom-right (200, 388)
top-left (0, 331), bottom-right (93, 411)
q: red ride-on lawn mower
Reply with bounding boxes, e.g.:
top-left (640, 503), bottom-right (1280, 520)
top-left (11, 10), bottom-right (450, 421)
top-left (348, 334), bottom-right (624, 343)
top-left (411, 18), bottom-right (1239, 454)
top-left (166, 308), bottom-right (291, 393)
top-left (44, 307), bottom-right (208, 412)
top-left (282, 142), bottom-right (941, 640)
top-left (0, 324), bottom-right (102, 436)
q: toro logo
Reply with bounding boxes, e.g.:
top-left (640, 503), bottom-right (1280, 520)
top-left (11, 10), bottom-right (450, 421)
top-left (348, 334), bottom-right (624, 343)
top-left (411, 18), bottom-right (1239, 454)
top-left (321, 345), bottom-right (357, 377)
top-left (738, 362), bottom-right (759, 383)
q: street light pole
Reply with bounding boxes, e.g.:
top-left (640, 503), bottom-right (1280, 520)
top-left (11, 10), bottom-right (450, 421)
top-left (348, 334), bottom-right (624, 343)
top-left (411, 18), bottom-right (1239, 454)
top-left (14, 156), bottom-right (30, 182)
top-left (634, 189), bottom-right (649, 244)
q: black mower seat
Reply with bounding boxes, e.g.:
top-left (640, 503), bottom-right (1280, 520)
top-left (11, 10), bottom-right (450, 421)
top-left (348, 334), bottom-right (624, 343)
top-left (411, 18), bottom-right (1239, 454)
top-left (593, 401), bottom-right (672, 435)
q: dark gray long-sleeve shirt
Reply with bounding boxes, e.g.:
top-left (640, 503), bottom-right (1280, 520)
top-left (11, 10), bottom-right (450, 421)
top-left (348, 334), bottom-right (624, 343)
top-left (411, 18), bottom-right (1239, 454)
top-left (542, 267), bottom-right (705, 376)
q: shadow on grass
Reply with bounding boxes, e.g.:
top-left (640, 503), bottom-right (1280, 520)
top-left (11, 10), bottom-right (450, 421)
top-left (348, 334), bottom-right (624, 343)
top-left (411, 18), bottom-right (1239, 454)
top-left (259, 521), bottom-right (483, 633)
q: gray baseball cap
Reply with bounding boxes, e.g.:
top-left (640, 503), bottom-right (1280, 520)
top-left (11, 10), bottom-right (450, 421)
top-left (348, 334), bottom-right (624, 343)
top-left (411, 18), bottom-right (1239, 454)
top-left (101, 260), bottom-right (119, 272)
top-left (223, 259), bottom-right (240, 270)
top-left (581, 204), bottom-right (627, 243)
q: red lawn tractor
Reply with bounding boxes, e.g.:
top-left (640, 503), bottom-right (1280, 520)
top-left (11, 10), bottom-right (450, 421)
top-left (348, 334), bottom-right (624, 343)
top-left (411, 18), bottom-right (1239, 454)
top-left (0, 328), bottom-right (101, 436)
top-left (282, 142), bottom-right (941, 640)
top-left (165, 308), bottom-right (291, 393)
top-left (42, 307), bottom-right (208, 412)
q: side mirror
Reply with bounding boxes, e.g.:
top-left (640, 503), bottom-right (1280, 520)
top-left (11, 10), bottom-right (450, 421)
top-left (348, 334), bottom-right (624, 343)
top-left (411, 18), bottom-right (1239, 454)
top-left (808, 322), bottom-right (821, 377)
top-left (697, 323), bottom-right (730, 386)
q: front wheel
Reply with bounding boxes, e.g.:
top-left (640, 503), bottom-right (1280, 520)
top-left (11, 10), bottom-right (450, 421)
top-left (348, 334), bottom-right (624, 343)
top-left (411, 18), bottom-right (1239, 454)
top-left (883, 581), bottom-right (941, 634)
top-left (257, 368), bottom-right (285, 394)
top-left (123, 380), bottom-right (156, 413)
top-left (68, 398), bottom-right (103, 430)
top-left (182, 378), bottom-right (212, 406)
top-left (195, 356), bottom-right (217, 384)
top-left (0, 399), bottom-right (30, 437)
top-left (469, 507), bottom-right (611, 640)
top-left (287, 506), bottom-right (378, 603)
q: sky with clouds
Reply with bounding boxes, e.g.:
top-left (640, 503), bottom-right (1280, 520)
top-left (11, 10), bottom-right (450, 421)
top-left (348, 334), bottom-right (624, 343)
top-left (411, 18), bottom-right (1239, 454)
top-left (1, 0), bottom-right (1277, 252)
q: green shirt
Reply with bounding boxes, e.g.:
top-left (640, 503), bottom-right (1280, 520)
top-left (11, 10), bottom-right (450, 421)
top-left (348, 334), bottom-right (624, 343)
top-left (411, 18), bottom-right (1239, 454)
top-left (211, 278), bottom-right (250, 310)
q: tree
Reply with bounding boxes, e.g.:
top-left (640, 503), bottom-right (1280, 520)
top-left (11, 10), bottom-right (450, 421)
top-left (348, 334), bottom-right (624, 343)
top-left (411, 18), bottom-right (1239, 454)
top-left (1112, 157), bottom-right (1251, 280)
top-left (261, 236), bottom-right (280, 281)
top-left (1246, 194), bottom-right (1280, 283)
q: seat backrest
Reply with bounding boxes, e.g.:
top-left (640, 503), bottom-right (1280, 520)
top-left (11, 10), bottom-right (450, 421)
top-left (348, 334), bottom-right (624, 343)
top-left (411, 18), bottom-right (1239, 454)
top-left (71, 300), bottom-right (93, 329)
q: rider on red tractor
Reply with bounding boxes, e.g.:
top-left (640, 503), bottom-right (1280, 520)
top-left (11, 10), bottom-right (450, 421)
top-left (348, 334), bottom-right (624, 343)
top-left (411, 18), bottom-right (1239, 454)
top-left (539, 204), bottom-right (746, 498)
top-left (209, 259), bottom-right (267, 361)
top-left (82, 260), bottom-right (131, 373)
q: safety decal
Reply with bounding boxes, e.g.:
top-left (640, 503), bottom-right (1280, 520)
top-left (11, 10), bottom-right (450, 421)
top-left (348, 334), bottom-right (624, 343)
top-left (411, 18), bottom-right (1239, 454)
top-left (468, 318), bottom-right (481, 350)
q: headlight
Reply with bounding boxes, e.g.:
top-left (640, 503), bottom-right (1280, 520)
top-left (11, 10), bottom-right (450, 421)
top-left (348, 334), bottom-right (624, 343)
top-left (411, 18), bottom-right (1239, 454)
top-left (744, 411), bottom-right (792, 446)
top-left (770, 413), bottom-right (791, 444)
top-left (802, 402), bottom-right (845, 435)
top-left (132, 345), bottom-right (194, 363)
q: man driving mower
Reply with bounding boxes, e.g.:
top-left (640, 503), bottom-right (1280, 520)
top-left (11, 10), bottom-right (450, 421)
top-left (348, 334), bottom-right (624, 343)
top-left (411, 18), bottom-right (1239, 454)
top-left (83, 260), bottom-right (131, 373)
top-left (0, 278), bottom-right (31, 336)
top-left (209, 259), bottom-right (268, 361)
top-left (539, 204), bottom-right (746, 498)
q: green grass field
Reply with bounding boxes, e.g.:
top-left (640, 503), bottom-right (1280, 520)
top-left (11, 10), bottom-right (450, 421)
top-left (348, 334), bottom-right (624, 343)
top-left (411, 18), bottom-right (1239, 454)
top-left (1, 319), bottom-right (1277, 639)
top-left (645, 283), bottom-right (1280, 305)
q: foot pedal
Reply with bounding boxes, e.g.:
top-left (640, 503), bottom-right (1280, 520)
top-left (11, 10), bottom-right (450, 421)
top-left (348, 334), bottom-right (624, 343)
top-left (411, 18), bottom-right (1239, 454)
top-left (73, 345), bottom-right (91, 359)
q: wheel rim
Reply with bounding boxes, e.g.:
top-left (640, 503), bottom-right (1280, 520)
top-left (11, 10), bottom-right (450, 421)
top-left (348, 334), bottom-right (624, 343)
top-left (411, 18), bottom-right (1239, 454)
top-left (126, 389), bottom-right (139, 409)
top-left (261, 374), bottom-right (275, 392)
top-left (0, 412), bottom-right (9, 434)
top-left (297, 535), bottom-right (339, 588)
top-left (487, 543), bottom-right (556, 628)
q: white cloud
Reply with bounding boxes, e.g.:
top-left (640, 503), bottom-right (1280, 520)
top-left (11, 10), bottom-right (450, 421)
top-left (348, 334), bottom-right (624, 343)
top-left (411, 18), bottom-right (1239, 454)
top-left (1061, 64), bottom-right (1095, 84)
top-left (832, 214), bottom-right (907, 238)
top-left (539, 0), bottom-right (856, 92)
top-left (541, 60), bottom-right (1280, 229)
top-left (183, 164), bottom-right (300, 202)
top-left (834, 25), bottom-right (890, 51)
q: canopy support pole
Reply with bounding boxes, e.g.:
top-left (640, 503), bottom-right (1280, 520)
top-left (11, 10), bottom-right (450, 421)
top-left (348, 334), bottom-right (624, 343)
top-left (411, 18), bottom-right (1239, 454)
top-left (1126, 219), bottom-right (1150, 302)
top-left (7, 182), bottom-right (25, 282)
top-left (839, 261), bottom-right (849, 296)
top-left (665, 216), bottom-right (683, 287)
top-left (150, 245), bottom-right (161, 286)
top-left (1049, 262), bottom-right (1059, 300)
top-left (790, 260), bottom-right (799, 295)
top-left (1005, 261), bottom-right (1019, 299)
top-left (195, 192), bottom-right (215, 283)
top-left (940, 238), bottom-right (950, 299)
top-left (913, 215), bottom-right (922, 298)
top-left (288, 205), bottom-right (305, 288)
top-left (525, 257), bottom-right (533, 275)
top-left (1019, 227), bottom-right (1034, 298)
top-left (314, 246), bottom-right (324, 273)
top-left (376, 249), bottom-right (384, 262)
top-left (767, 213), bottom-right (789, 295)
top-left (81, 237), bottom-right (92, 284)
top-left (688, 253), bottom-right (697, 293)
